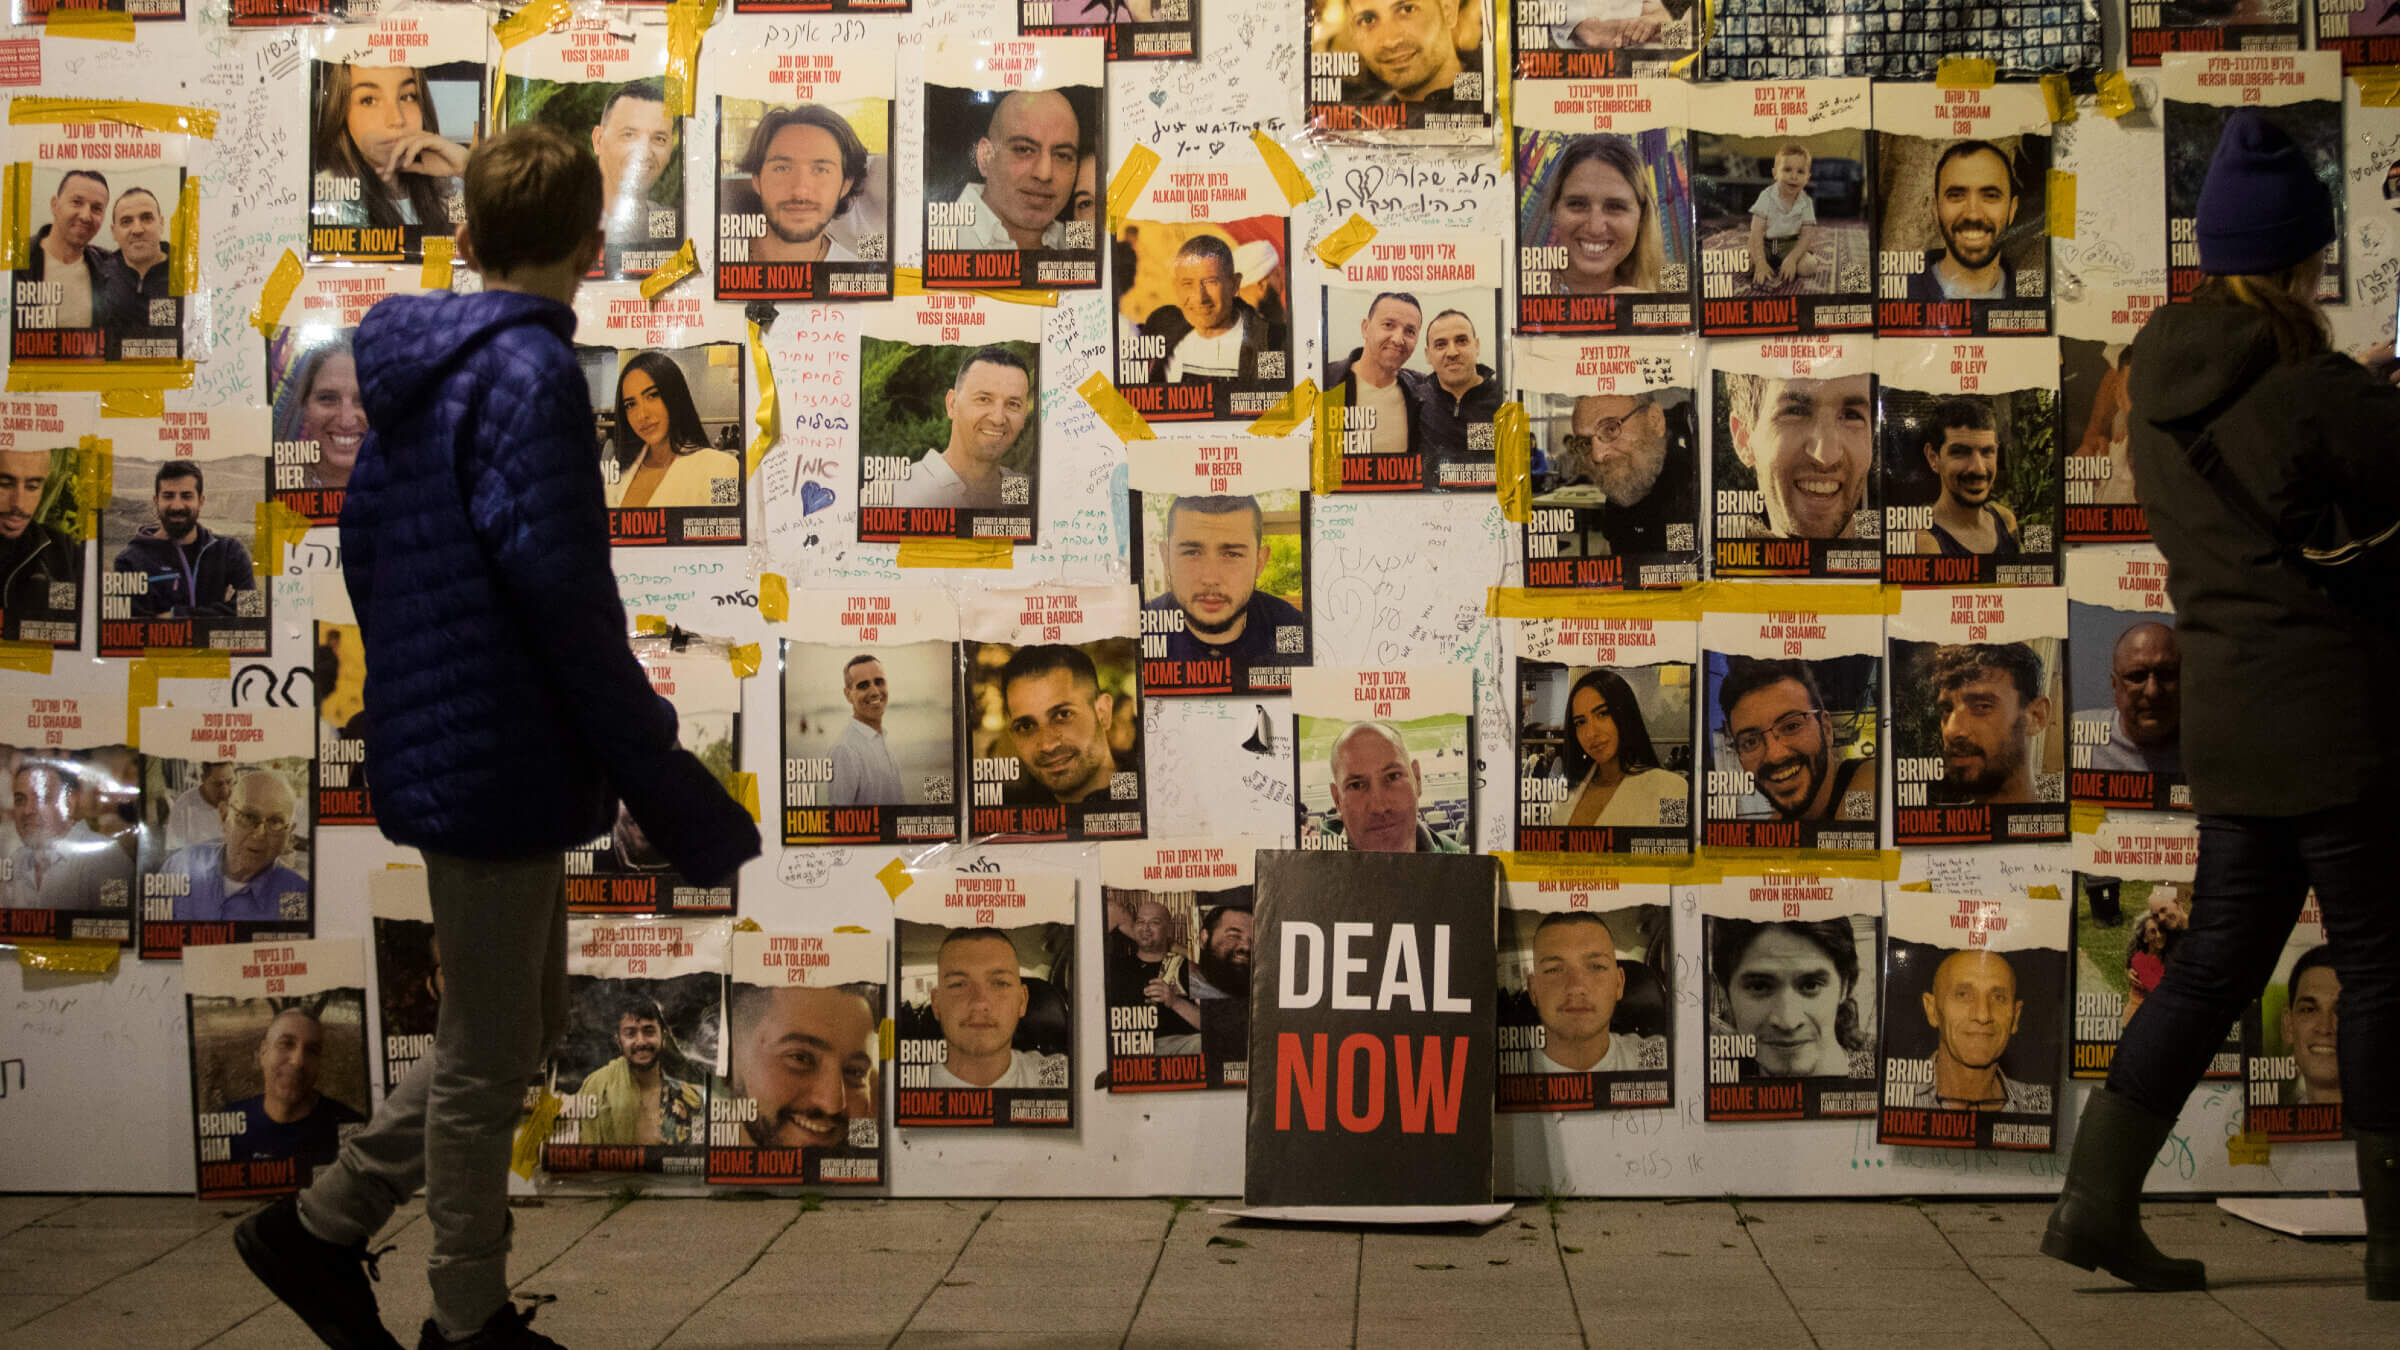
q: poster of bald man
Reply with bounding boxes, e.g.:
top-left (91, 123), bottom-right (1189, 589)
top-left (1130, 438), bottom-right (1310, 696)
top-left (2241, 900), bottom-right (2345, 1142)
top-left (1699, 606), bottom-right (1881, 852)
top-left (268, 270), bottom-right (421, 528)
top-left (1513, 79), bottom-right (1695, 335)
top-left (368, 867), bottom-right (438, 1100)
top-left (892, 870), bottom-right (1075, 1127)
top-left (1689, 79), bottom-right (1876, 337)
top-left (1877, 888), bottom-right (2067, 1151)
top-left (1304, 0), bottom-right (1496, 142)
top-left (713, 45), bottom-right (894, 303)
top-left (1511, 0), bottom-right (1698, 79)
top-left (1877, 337), bottom-right (2062, 588)
top-left (1111, 156), bottom-right (1293, 423)
top-left (7, 112), bottom-right (190, 369)
top-left (963, 587), bottom-right (1147, 843)
top-left (710, 930), bottom-right (886, 1185)
top-left (312, 573), bottom-right (374, 830)
top-left (2069, 817), bottom-right (2233, 1081)
top-left (1294, 666), bottom-right (1475, 855)
top-left (1708, 336), bottom-right (1881, 579)
top-left (500, 21), bottom-right (682, 282)
top-left (1870, 84), bottom-right (2051, 338)
top-left (1496, 876), bottom-right (1672, 1114)
top-left (2161, 52), bottom-right (2345, 305)
top-left (565, 635), bottom-right (745, 915)
top-left (545, 918), bottom-right (730, 1177)
top-left (1020, 0), bottom-right (1199, 61)
top-left (304, 11), bottom-right (485, 265)
top-left (1513, 615), bottom-right (1696, 856)
top-left (923, 36), bottom-right (1103, 290)
top-left (781, 590), bottom-right (961, 848)
top-left (137, 705), bottom-right (313, 962)
top-left (0, 394), bottom-right (93, 649)
top-left (0, 691), bottom-right (144, 947)
top-left (1320, 233), bottom-right (1507, 492)
top-left (1099, 837), bottom-right (1266, 1092)
top-left (185, 938), bottom-right (369, 1199)
top-left (1515, 336), bottom-right (1700, 589)
top-left (2068, 546), bottom-right (2187, 812)
top-left (98, 411), bottom-right (273, 658)
top-left (857, 295), bottom-right (1043, 545)
top-left (1702, 873), bottom-right (1881, 1122)
top-left (1888, 586), bottom-right (2067, 847)
top-left (2128, 0), bottom-right (2304, 65)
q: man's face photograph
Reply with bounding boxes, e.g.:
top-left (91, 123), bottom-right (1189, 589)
top-left (49, 174), bottom-right (106, 254)
top-left (1923, 950), bottom-right (2021, 1072)
top-left (1933, 148), bottom-right (2016, 272)
top-left (2110, 624), bottom-right (2180, 749)
top-left (944, 359), bottom-right (1032, 468)
top-left (1356, 297), bottom-right (1421, 381)
top-left (932, 934), bottom-right (1027, 1059)
top-left (1161, 503), bottom-right (1264, 637)
top-left (1329, 726), bottom-right (1423, 852)
top-left (1173, 249), bottom-right (1238, 338)
top-left (1733, 374), bottom-right (1872, 540)
top-left (757, 120), bottom-right (854, 246)
top-left (973, 91), bottom-right (1080, 239)
top-left (152, 473), bottom-right (203, 537)
top-left (0, 449), bottom-right (51, 540)
top-left (594, 93), bottom-right (676, 204)
top-left (615, 1010), bottom-right (665, 1070)
top-left (1343, 0), bottom-right (1461, 100)
top-left (1425, 313), bottom-right (1480, 387)
top-left (1925, 420), bottom-right (1999, 511)
top-left (2284, 962), bottom-right (2340, 1099)
top-left (1208, 909), bottom-right (1253, 966)
top-left (199, 762), bottom-right (235, 808)
top-left (113, 191), bottom-right (165, 271)
top-left (1936, 666), bottom-right (2044, 799)
top-left (1003, 667), bottom-right (1115, 799)
top-left (258, 1008), bottom-right (325, 1113)
top-left (1567, 395), bottom-right (1668, 507)
top-left (12, 764), bottom-right (71, 848)
top-left (1528, 920), bottom-right (1623, 1051)
top-left (222, 774), bottom-right (296, 883)
top-left (843, 658), bottom-right (889, 723)
top-left (1130, 899), bottom-right (1172, 954)
top-left (734, 986), bottom-right (877, 1150)
top-left (1726, 679), bottom-right (1830, 820)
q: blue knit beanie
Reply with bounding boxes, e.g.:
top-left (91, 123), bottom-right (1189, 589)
top-left (2196, 110), bottom-right (2336, 276)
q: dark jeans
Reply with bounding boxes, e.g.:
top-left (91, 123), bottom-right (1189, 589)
top-left (2108, 801), bottom-right (2398, 1132)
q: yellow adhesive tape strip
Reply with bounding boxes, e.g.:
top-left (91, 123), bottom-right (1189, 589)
top-left (1702, 580), bottom-right (1899, 615)
top-left (489, 51), bottom-right (507, 133)
top-left (1495, 402), bottom-right (1530, 524)
top-left (0, 163), bottom-right (29, 270)
top-left (2028, 884), bottom-right (2061, 901)
top-left (2070, 801), bottom-right (2107, 834)
top-left (1251, 128), bottom-right (1315, 206)
top-left (1314, 213), bottom-right (1378, 268)
top-left (169, 178), bottom-right (199, 299)
top-left (833, 924), bottom-right (871, 934)
top-left (2359, 67), bottom-right (2400, 108)
top-left (732, 916), bottom-right (763, 933)
top-left (732, 771), bottom-right (760, 822)
top-left (633, 614), bottom-right (671, 635)
top-left (2096, 71), bottom-right (2136, 119)
top-left (758, 571), bottom-right (789, 622)
top-left (0, 641), bottom-right (55, 673)
top-left (745, 319), bottom-right (779, 478)
top-left (72, 436), bottom-right (108, 542)
top-left (727, 642), bottom-right (761, 678)
top-left (1310, 387), bottom-right (1345, 494)
top-left (1245, 378), bottom-right (1318, 438)
top-left (663, 0), bottom-right (718, 119)
top-left (8, 362), bottom-right (194, 394)
top-left (878, 1018), bottom-right (895, 1060)
top-left (1492, 21), bottom-right (1513, 167)
top-left (252, 500), bottom-right (312, 577)
top-left (1078, 371), bottom-right (1156, 443)
top-left (1709, 848), bottom-right (1901, 882)
top-left (101, 389), bottom-right (162, 419)
top-left (1936, 57), bottom-right (1997, 88)
top-left (419, 236), bottom-right (454, 290)
top-left (2227, 1131), bottom-right (2271, 1166)
top-left (9, 98), bottom-right (216, 138)
top-left (2047, 171), bottom-right (2076, 240)
top-left (1486, 586), bottom-right (1700, 620)
top-left (896, 538), bottom-right (1014, 569)
top-left (639, 240), bottom-right (699, 302)
top-left (1493, 853), bottom-right (1718, 887)
top-left (1105, 144), bottom-right (1161, 238)
top-left (1668, 0), bottom-right (1714, 77)
top-left (493, 0), bottom-right (571, 49)
top-left (43, 8), bottom-right (134, 41)
top-left (875, 856), bottom-right (913, 899)
top-left (251, 249), bottom-right (304, 339)
top-left (16, 940), bottom-right (119, 973)
top-left (126, 650), bottom-right (233, 745)
top-left (510, 1088), bottom-right (562, 1179)
top-left (890, 266), bottom-right (1058, 306)
top-left (2040, 74), bottom-right (2077, 125)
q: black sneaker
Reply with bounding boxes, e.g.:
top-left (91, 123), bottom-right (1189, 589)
top-left (417, 1299), bottom-right (566, 1349)
top-left (232, 1195), bottom-right (405, 1350)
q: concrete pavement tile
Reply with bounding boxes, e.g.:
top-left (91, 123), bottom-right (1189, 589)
top-left (498, 1197), bottom-right (801, 1349)
top-left (766, 1198), bottom-right (984, 1257)
top-left (1782, 1270), bottom-right (2011, 1313)
top-left (357, 1196), bottom-right (633, 1334)
top-left (2206, 1280), bottom-right (2390, 1349)
top-left (1806, 1333), bottom-right (2046, 1350)
top-left (0, 1222), bottom-right (202, 1296)
top-left (1125, 1319), bottom-right (1356, 1350)
top-left (891, 1335), bottom-right (1123, 1350)
top-left (984, 1198), bottom-right (1177, 1230)
top-left (1353, 1334), bottom-right (1586, 1350)
top-left (906, 1282), bottom-right (1142, 1336)
top-left (32, 1195), bottom-right (242, 1232)
top-left (0, 1196), bottom-right (81, 1239)
top-left (0, 1295), bottom-right (72, 1335)
top-left (0, 1215), bottom-right (277, 1350)
top-left (1551, 1199), bottom-right (1755, 1251)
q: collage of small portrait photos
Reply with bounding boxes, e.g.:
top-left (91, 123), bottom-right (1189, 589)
top-left (2244, 899), bottom-right (2346, 1143)
top-left (1320, 232), bottom-right (1508, 492)
top-left (1512, 615), bottom-right (1695, 856)
top-left (1703, 873), bottom-right (1881, 1123)
top-left (2067, 546), bottom-right (2186, 812)
top-left (99, 412), bottom-right (272, 659)
top-left (575, 339), bottom-right (748, 549)
top-left (1877, 337), bottom-right (2062, 588)
top-left (922, 36), bottom-right (1105, 290)
top-left (1887, 586), bottom-right (2068, 848)
top-left (0, 691), bottom-right (141, 946)
top-left (1098, 837), bottom-right (1262, 1092)
top-left (713, 43), bottom-right (894, 303)
top-left (1699, 607), bottom-right (1881, 851)
top-left (1496, 875), bottom-right (1673, 1114)
top-left (1878, 888), bottom-right (2068, 1151)
top-left (1512, 0), bottom-right (1702, 81)
top-left (1870, 82), bottom-right (2052, 338)
top-left (1110, 158), bottom-right (1293, 423)
top-left (268, 271), bottom-right (419, 528)
top-left (501, 18), bottom-right (682, 280)
top-left (1304, 0), bottom-right (1497, 141)
top-left (2069, 816), bottom-right (2228, 1082)
top-left (1130, 437), bottom-right (1310, 697)
top-left (1513, 79), bottom-right (1696, 336)
top-left (305, 10), bottom-right (486, 265)
top-left (710, 930), bottom-right (886, 1186)
top-left (892, 870), bottom-right (1076, 1127)
top-left (545, 918), bottom-right (731, 1177)
top-left (0, 394), bottom-right (92, 650)
top-left (185, 938), bottom-right (369, 1200)
top-left (9, 117), bottom-right (191, 366)
top-left (858, 295), bottom-right (1043, 544)
top-left (962, 588), bottom-right (1146, 843)
top-left (137, 706), bottom-right (313, 962)
top-left (368, 867), bottom-right (437, 1100)
top-left (1689, 78), bottom-right (1876, 336)
top-left (1709, 336), bottom-right (1880, 578)
top-left (565, 636), bottom-right (745, 916)
top-left (313, 573), bottom-right (374, 830)
top-left (1516, 336), bottom-right (1701, 589)
top-left (780, 590), bottom-right (961, 848)
top-left (1294, 667), bottom-right (1475, 855)
top-left (2160, 51), bottom-right (2345, 304)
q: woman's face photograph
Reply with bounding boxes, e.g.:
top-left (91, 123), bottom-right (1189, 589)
top-left (1569, 684), bottom-right (1620, 772)
top-left (1728, 926), bottom-right (1844, 1076)
top-left (1552, 155), bottom-right (1640, 292)
top-left (620, 367), bottom-right (671, 451)
top-left (345, 66), bottom-right (425, 182)
top-left (303, 353), bottom-right (367, 476)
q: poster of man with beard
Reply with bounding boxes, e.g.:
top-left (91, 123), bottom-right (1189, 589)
top-left (1699, 603), bottom-right (1881, 852)
top-left (1709, 336), bottom-right (1880, 578)
top-left (1888, 586), bottom-right (2068, 847)
top-left (1871, 84), bottom-right (2051, 339)
top-left (713, 45), bottom-right (894, 303)
top-left (545, 917), bottom-right (730, 1177)
top-left (137, 705), bottom-right (313, 961)
top-left (99, 411), bottom-right (272, 658)
top-left (1876, 337), bottom-right (2062, 588)
top-left (1131, 438), bottom-right (1311, 697)
top-left (1496, 872), bottom-right (1673, 1115)
top-left (1098, 836), bottom-right (1263, 1092)
top-left (710, 930), bottom-right (885, 1186)
top-left (0, 394), bottom-right (92, 650)
top-left (1516, 335), bottom-right (1700, 590)
top-left (1304, 0), bottom-right (1497, 143)
top-left (963, 587), bottom-right (1146, 843)
top-left (185, 938), bottom-right (370, 1199)
top-left (2161, 51), bottom-right (2344, 303)
top-left (2069, 546), bottom-right (2187, 811)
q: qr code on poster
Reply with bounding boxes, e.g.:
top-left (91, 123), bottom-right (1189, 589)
top-left (1843, 790), bottom-right (1874, 819)
top-left (280, 892), bottom-right (308, 920)
top-left (236, 588), bottom-right (266, 618)
top-left (1275, 625), bottom-right (1303, 654)
top-left (710, 478), bottom-right (738, 506)
top-left (1001, 475), bottom-right (1029, 506)
top-left (1038, 1058), bottom-right (1069, 1088)
top-left (1110, 771), bottom-right (1139, 800)
top-left (924, 774), bottom-right (954, 805)
top-left (1666, 523), bottom-right (1695, 552)
top-left (149, 299), bottom-right (177, 326)
top-left (1660, 796), bottom-right (1687, 827)
top-left (1638, 1040), bottom-right (1668, 1069)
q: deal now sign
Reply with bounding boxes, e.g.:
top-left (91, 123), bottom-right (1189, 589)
top-left (1246, 850), bottom-right (1498, 1209)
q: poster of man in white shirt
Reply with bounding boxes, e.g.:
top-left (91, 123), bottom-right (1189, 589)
top-left (893, 871), bottom-right (1076, 1128)
top-left (780, 622), bottom-right (961, 848)
top-left (921, 36), bottom-right (1102, 290)
top-left (857, 295), bottom-right (1044, 545)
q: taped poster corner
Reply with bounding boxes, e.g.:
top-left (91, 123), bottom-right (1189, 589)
top-left (1314, 213), bottom-right (1378, 268)
top-left (639, 240), bottom-right (700, 303)
top-left (1077, 372), bottom-right (1156, 443)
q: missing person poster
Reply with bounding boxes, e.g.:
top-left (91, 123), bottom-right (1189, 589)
top-left (1021, 0), bottom-right (1198, 61)
top-left (1871, 83), bottom-right (2051, 338)
top-left (1877, 337), bottom-right (2062, 587)
top-left (1513, 615), bottom-right (1695, 856)
top-left (857, 294), bottom-right (1042, 544)
top-left (269, 269), bottom-right (420, 527)
top-left (546, 917), bottom-right (731, 1177)
top-left (2068, 546), bottom-right (2186, 811)
top-left (572, 293), bottom-right (748, 548)
top-left (228, 0), bottom-right (342, 26)
top-left (1888, 585), bottom-right (2068, 847)
top-left (1246, 848), bottom-right (1497, 1209)
top-left (2242, 899), bottom-right (2344, 1142)
top-left (13, 0), bottom-right (182, 23)
top-left (1513, 78), bottom-right (1695, 336)
top-left (2070, 816), bottom-right (2225, 1080)
top-left (0, 393), bottom-right (93, 649)
top-left (1294, 667), bottom-right (1474, 855)
top-left (1878, 887), bottom-right (2067, 1151)
top-left (713, 42), bottom-right (894, 302)
top-left (305, 10), bottom-right (485, 264)
top-left (1098, 836), bottom-right (1264, 1092)
top-left (566, 636), bottom-right (744, 915)
top-left (780, 589), bottom-right (961, 847)
top-left (1111, 157), bottom-right (1293, 423)
top-left (185, 938), bottom-right (369, 1199)
top-left (1690, 79), bottom-right (1875, 337)
top-left (1512, 0), bottom-right (1700, 79)
top-left (892, 870), bottom-right (1075, 1127)
top-left (314, 573), bottom-right (372, 828)
top-left (1516, 335), bottom-right (1700, 589)
top-left (1709, 335), bottom-right (1880, 577)
top-left (501, 19), bottom-right (681, 281)
top-left (710, 929), bottom-right (885, 1186)
top-left (1320, 233), bottom-right (1507, 492)
top-left (1699, 606), bottom-right (1881, 851)
top-left (2161, 51), bottom-right (2345, 304)
top-left (368, 867), bottom-right (437, 1099)
top-left (7, 111), bottom-right (189, 369)
top-left (1304, 0), bottom-right (1496, 142)
top-left (1703, 873), bottom-right (1881, 1122)
top-left (138, 705), bottom-right (312, 961)
top-left (0, 693), bottom-right (142, 946)
top-left (2060, 332), bottom-right (2146, 542)
top-left (99, 411), bottom-right (271, 658)
top-left (963, 586), bottom-right (1146, 842)
top-left (2129, 0), bottom-right (2305, 64)
top-left (2318, 0), bottom-right (2400, 68)
top-left (922, 36), bottom-right (1103, 290)
top-left (733, 0), bottom-right (907, 12)
top-left (1497, 874), bottom-right (1672, 1114)
top-left (1131, 437), bottom-right (1310, 696)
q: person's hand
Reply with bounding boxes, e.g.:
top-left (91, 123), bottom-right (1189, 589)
top-left (1751, 261), bottom-right (1775, 286)
top-left (2359, 340), bottom-right (2400, 385)
top-left (1144, 978), bottom-right (1172, 1004)
top-left (1572, 18), bottom-right (1628, 45)
top-left (382, 132), bottom-right (469, 181)
top-left (1777, 255), bottom-right (1801, 284)
top-left (1624, 14), bottom-right (1665, 41)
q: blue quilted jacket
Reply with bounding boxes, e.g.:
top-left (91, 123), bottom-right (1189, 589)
top-left (339, 289), bottom-right (760, 885)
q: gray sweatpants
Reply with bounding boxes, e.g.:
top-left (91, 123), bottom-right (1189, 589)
top-left (299, 850), bottom-right (568, 1340)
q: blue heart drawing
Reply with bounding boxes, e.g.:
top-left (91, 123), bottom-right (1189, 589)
top-left (1148, 89), bottom-right (1166, 107)
top-left (801, 480), bottom-right (835, 516)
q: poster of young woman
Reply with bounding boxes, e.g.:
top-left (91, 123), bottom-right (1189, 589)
top-left (1513, 614), bottom-right (1695, 855)
top-left (267, 269), bottom-right (423, 527)
top-left (305, 10), bottom-right (486, 265)
top-left (1513, 78), bottom-right (1694, 336)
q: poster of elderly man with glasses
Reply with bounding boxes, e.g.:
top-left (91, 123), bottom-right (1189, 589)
top-left (136, 705), bottom-right (314, 959)
top-left (1517, 337), bottom-right (1701, 591)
